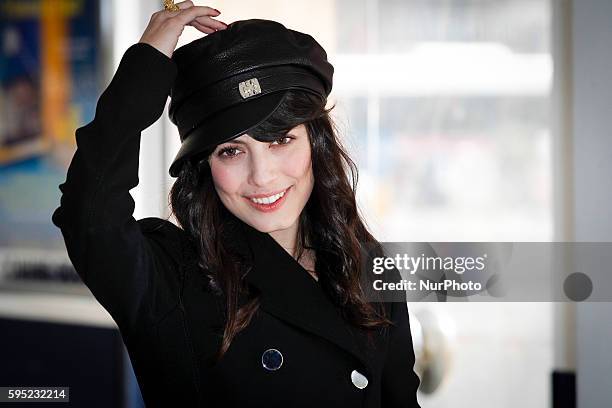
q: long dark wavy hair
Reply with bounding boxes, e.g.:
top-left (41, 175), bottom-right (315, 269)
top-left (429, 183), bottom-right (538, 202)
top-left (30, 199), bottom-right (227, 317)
top-left (168, 90), bottom-right (393, 362)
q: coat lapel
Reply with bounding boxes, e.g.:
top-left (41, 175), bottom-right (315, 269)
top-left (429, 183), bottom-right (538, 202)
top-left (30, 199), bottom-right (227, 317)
top-left (229, 219), bottom-right (374, 375)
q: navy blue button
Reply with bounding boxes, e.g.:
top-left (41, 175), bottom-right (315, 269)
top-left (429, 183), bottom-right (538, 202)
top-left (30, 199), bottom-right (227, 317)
top-left (261, 348), bottom-right (283, 371)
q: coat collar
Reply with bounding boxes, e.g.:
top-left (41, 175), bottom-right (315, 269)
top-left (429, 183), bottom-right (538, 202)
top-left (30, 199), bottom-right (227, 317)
top-left (228, 219), bottom-right (375, 375)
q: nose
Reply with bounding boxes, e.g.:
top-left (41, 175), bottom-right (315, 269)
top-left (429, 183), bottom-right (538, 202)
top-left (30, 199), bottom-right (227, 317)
top-left (248, 146), bottom-right (278, 187)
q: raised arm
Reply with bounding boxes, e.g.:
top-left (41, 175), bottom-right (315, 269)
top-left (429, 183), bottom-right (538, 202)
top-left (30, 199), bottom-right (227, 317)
top-left (51, 1), bottom-right (228, 339)
top-left (51, 42), bottom-right (178, 337)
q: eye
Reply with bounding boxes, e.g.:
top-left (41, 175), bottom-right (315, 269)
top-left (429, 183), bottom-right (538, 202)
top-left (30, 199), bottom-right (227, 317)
top-left (217, 146), bottom-right (242, 158)
top-left (271, 135), bottom-right (293, 146)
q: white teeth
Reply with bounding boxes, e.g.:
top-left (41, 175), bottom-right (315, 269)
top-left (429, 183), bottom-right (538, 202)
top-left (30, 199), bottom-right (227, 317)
top-left (250, 190), bottom-right (286, 205)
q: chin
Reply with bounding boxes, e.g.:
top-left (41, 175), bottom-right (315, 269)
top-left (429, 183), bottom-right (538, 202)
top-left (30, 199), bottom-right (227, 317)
top-left (244, 214), bottom-right (296, 234)
top-left (250, 220), bottom-right (289, 234)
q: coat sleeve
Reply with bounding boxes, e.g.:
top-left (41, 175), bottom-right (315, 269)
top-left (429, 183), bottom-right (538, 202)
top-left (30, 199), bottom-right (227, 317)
top-left (381, 290), bottom-right (422, 407)
top-left (51, 42), bottom-right (179, 339)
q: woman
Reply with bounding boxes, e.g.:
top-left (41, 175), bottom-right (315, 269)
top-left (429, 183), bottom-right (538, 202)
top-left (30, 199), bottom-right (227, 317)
top-left (52, 2), bottom-right (421, 407)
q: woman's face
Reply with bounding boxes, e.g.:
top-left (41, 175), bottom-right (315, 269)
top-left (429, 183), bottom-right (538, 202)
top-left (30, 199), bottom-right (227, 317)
top-left (208, 123), bottom-right (314, 234)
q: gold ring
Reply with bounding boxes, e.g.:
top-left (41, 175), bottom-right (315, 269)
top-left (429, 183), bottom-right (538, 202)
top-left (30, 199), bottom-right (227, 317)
top-left (163, 0), bottom-right (180, 11)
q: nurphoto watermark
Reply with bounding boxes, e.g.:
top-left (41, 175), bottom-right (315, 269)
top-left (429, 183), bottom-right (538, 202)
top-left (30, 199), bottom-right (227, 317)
top-left (360, 242), bottom-right (610, 302)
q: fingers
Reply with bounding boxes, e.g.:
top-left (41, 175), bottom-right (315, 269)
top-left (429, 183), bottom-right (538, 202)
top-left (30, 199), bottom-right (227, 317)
top-left (189, 20), bottom-right (215, 34)
top-left (175, 5), bottom-right (222, 25)
top-left (192, 15), bottom-right (227, 30)
top-left (175, 0), bottom-right (195, 10)
top-left (156, 1), bottom-right (197, 18)
top-left (158, 0), bottom-right (193, 16)
top-left (188, 17), bottom-right (227, 34)
top-left (151, 1), bottom-right (190, 20)
top-left (156, 3), bottom-right (227, 35)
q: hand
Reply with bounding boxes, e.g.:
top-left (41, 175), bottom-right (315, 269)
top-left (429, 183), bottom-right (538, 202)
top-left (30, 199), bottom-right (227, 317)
top-left (138, 1), bottom-right (228, 58)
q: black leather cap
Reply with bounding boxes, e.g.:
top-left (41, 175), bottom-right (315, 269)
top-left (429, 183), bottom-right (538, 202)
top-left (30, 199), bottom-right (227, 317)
top-left (167, 18), bottom-right (334, 177)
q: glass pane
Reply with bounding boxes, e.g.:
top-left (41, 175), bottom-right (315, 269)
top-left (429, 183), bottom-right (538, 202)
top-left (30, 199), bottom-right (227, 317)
top-left (332, 1), bottom-right (554, 408)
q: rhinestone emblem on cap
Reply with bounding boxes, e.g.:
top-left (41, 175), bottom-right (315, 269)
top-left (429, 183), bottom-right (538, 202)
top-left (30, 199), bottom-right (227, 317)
top-left (238, 78), bottom-right (262, 98)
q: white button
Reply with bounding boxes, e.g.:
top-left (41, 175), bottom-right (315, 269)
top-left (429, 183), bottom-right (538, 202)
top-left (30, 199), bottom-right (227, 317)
top-left (351, 369), bottom-right (368, 389)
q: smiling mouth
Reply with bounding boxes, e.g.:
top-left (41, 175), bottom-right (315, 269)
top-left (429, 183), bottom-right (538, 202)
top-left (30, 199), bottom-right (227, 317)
top-left (245, 186), bottom-right (291, 212)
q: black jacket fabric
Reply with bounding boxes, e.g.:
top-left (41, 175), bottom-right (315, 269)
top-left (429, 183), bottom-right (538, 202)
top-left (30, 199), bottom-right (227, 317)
top-left (52, 42), bottom-right (421, 408)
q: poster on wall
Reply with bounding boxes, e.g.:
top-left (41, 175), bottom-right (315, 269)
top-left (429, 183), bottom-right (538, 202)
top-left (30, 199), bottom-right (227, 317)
top-left (0, 0), bottom-right (103, 249)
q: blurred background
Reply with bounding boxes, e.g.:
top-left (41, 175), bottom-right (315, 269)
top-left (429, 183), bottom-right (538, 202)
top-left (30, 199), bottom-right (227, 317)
top-left (0, 0), bottom-right (610, 407)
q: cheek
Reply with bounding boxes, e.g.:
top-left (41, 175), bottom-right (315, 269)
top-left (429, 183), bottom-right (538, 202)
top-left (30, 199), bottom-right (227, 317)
top-left (284, 144), bottom-right (312, 179)
top-left (210, 162), bottom-right (242, 195)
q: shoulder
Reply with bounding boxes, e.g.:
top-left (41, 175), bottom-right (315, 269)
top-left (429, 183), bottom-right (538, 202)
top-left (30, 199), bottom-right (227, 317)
top-left (137, 217), bottom-right (193, 264)
top-left (137, 216), bottom-right (185, 235)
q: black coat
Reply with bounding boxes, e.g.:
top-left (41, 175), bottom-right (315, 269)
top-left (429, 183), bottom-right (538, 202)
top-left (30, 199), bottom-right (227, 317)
top-left (52, 42), bottom-right (421, 408)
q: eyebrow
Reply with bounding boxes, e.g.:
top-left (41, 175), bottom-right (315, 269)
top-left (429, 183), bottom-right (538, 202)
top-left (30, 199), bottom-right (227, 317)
top-left (217, 139), bottom-right (247, 147)
top-left (217, 132), bottom-right (297, 148)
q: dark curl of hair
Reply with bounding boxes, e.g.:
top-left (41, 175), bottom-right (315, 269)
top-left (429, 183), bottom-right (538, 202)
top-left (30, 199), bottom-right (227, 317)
top-left (168, 90), bottom-right (392, 362)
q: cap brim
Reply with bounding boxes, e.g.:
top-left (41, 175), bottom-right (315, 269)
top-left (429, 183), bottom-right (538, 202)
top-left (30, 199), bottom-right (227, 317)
top-left (169, 91), bottom-right (288, 177)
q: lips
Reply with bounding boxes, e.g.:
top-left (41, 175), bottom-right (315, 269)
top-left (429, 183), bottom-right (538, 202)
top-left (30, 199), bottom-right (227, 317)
top-left (245, 186), bottom-right (291, 213)
top-left (245, 187), bottom-right (289, 200)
